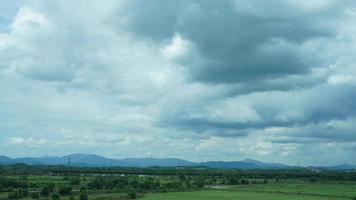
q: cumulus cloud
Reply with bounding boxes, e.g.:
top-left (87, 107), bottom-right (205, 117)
top-left (0, 0), bottom-right (356, 165)
top-left (8, 137), bottom-right (47, 146)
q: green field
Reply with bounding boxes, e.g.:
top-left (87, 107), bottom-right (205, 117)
top-left (143, 190), bottom-right (350, 200)
top-left (3, 181), bottom-right (356, 200)
top-left (142, 182), bottom-right (356, 200)
top-left (231, 183), bottom-right (356, 198)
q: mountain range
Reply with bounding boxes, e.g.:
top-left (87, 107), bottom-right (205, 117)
top-left (0, 154), bottom-right (355, 170)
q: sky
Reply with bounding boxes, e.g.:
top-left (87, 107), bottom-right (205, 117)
top-left (0, 0), bottom-right (356, 166)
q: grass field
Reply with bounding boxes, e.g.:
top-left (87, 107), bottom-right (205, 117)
top-left (1, 182), bottom-right (356, 200)
top-left (142, 182), bottom-right (356, 200)
top-left (231, 183), bottom-right (356, 198)
top-left (142, 190), bottom-right (349, 200)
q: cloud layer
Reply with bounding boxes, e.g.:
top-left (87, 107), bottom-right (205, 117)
top-left (1, 0), bottom-right (356, 165)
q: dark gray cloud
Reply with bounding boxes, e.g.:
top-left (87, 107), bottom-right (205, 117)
top-left (271, 117), bottom-right (356, 144)
top-left (161, 84), bottom-right (356, 138)
top-left (119, 0), bottom-right (351, 84)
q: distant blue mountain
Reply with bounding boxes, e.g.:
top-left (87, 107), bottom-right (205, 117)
top-left (0, 154), bottom-right (195, 168)
top-left (309, 164), bottom-right (356, 171)
top-left (200, 159), bottom-right (290, 169)
top-left (0, 156), bottom-right (13, 164)
top-left (327, 164), bottom-right (356, 170)
top-left (113, 157), bottom-right (195, 167)
top-left (0, 154), bottom-right (353, 170)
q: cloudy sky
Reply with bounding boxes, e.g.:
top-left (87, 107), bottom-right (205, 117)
top-left (1, 0), bottom-right (356, 166)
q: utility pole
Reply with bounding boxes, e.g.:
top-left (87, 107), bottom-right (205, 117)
top-left (68, 157), bottom-right (71, 167)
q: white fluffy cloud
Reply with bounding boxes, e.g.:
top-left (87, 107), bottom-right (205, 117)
top-left (0, 0), bottom-right (356, 165)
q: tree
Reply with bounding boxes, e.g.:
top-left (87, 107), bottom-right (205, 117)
top-left (185, 179), bottom-right (192, 188)
top-left (193, 177), bottom-right (205, 188)
top-left (87, 178), bottom-right (104, 190)
top-left (59, 186), bottom-right (72, 196)
top-left (240, 179), bottom-right (250, 185)
top-left (41, 186), bottom-right (50, 197)
top-left (80, 193), bottom-right (88, 200)
top-left (179, 174), bottom-right (186, 182)
top-left (310, 177), bottom-right (317, 183)
top-left (70, 177), bottom-right (81, 185)
top-left (7, 190), bottom-right (20, 199)
top-left (48, 183), bottom-right (55, 192)
top-left (30, 192), bottom-right (40, 200)
top-left (80, 186), bottom-right (87, 192)
top-left (127, 189), bottom-right (137, 199)
top-left (51, 193), bottom-right (60, 200)
top-left (20, 188), bottom-right (29, 197)
top-left (227, 176), bottom-right (240, 185)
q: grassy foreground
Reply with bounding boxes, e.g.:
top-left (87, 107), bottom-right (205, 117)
top-left (142, 190), bottom-right (348, 200)
top-left (142, 183), bottom-right (356, 200)
top-left (231, 183), bottom-right (356, 198)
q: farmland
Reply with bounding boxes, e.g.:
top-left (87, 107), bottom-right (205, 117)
top-left (1, 165), bottom-right (356, 200)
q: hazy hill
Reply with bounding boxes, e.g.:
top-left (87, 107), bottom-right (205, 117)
top-left (200, 159), bottom-right (290, 169)
top-left (1, 154), bottom-right (353, 170)
top-left (0, 154), bottom-right (195, 168)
